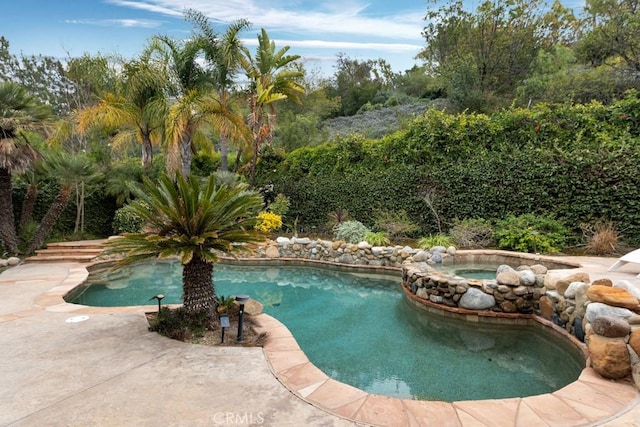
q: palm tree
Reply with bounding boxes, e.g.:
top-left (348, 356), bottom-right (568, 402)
top-left (240, 29), bottom-right (305, 185)
top-left (77, 56), bottom-right (167, 170)
top-left (0, 82), bottom-right (52, 254)
top-left (26, 152), bottom-right (99, 254)
top-left (106, 173), bottom-right (265, 320)
top-left (186, 9), bottom-right (251, 172)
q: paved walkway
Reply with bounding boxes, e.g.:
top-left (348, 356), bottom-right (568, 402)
top-left (1, 256), bottom-right (640, 426)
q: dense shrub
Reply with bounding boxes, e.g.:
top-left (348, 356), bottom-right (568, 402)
top-left (494, 214), bottom-right (569, 254)
top-left (256, 92), bottom-right (640, 246)
top-left (334, 220), bottom-right (369, 243)
top-left (112, 204), bottom-right (145, 234)
top-left (449, 218), bottom-right (495, 248)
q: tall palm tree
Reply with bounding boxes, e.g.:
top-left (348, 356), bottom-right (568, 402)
top-left (186, 9), bottom-right (251, 172)
top-left (77, 56), bottom-right (167, 170)
top-left (106, 173), bottom-right (264, 320)
top-left (240, 29), bottom-right (305, 185)
top-left (147, 34), bottom-right (210, 177)
top-left (0, 82), bottom-right (52, 254)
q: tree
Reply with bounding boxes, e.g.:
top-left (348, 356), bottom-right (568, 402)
top-left (328, 55), bottom-right (394, 116)
top-left (241, 29), bottom-right (305, 185)
top-left (577, 0), bottom-right (640, 72)
top-left (419, 0), bottom-right (577, 111)
top-left (26, 152), bottom-right (100, 253)
top-left (186, 9), bottom-right (251, 172)
top-left (0, 82), bottom-right (52, 254)
top-left (77, 56), bottom-right (167, 169)
top-left (105, 173), bottom-right (265, 322)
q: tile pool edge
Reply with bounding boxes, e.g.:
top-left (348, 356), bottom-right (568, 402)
top-left (254, 313), bottom-right (640, 426)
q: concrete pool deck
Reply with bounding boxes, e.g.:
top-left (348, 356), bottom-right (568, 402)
top-left (1, 257), bottom-right (640, 426)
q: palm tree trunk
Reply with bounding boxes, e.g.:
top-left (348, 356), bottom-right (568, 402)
top-left (19, 183), bottom-right (37, 229)
top-left (0, 168), bottom-right (18, 254)
top-left (180, 133), bottom-right (192, 176)
top-left (27, 185), bottom-right (72, 254)
top-left (219, 133), bottom-right (229, 172)
top-left (141, 134), bottom-right (153, 170)
top-left (182, 254), bottom-right (216, 318)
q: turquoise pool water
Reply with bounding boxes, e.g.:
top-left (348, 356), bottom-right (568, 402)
top-left (69, 260), bottom-right (584, 401)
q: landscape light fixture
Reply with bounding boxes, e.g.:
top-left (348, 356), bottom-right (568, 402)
top-left (149, 294), bottom-right (165, 314)
top-left (235, 294), bottom-right (250, 343)
top-left (219, 313), bottom-right (230, 343)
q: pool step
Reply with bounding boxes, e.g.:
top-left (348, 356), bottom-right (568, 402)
top-left (26, 239), bottom-right (107, 263)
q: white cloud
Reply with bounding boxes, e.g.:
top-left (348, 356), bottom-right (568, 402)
top-left (105, 0), bottom-right (425, 41)
top-left (66, 18), bottom-right (163, 28)
top-left (241, 38), bottom-right (422, 53)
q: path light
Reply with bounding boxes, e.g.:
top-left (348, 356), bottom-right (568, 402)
top-left (219, 313), bottom-right (230, 343)
top-left (149, 294), bottom-right (164, 314)
top-left (235, 294), bottom-right (250, 343)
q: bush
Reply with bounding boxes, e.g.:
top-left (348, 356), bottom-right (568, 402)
top-left (334, 220), bottom-right (369, 243)
top-left (112, 204), bottom-right (145, 234)
top-left (268, 194), bottom-right (290, 216)
top-left (582, 220), bottom-right (619, 255)
top-left (373, 209), bottom-right (420, 238)
top-left (495, 214), bottom-right (569, 254)
top-left (364, 231), bottom-right (391, 246)
top-left (255, 212), bottom-right (283, 233)
top-left (418, 234), bottom-right (454, 249)
top-left (449, 218), bottom-right (495, 248)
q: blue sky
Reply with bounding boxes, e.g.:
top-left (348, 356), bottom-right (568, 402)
top-left (3, 0), bottom-right (585, 78)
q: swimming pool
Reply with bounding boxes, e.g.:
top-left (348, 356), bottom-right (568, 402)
top-left (68, 260), bottom-right (584, 401)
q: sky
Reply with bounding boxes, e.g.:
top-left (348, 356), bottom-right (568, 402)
top-left (3, 0), bottom-right (433, 77)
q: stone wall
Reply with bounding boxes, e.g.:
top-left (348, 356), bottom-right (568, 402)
top-left (242, 236), bottom-right (448, 267)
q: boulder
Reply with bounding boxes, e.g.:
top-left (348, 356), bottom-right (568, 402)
top-left (496, 264), bottom-right (515, 274)
top-left (357, 241), bottom-right (371, 250)
top-left (275, 237), bottom-right (290, 244)
top-left (592, 278), bottom-right (613, 287)
top-left (430, 246), bottom-right (446, 253)
top-left (588, 334), bottom-right (631, 379)
top-left (499, 301), bottom-right (517, 313)
top-left (459, 288), bottom-right (496, 310)
top-left (591, 316), bottom-right (631, 338)
top-left (530, 264), bottom-right (548, 275)
top-left (539, 296), bottom-right (555, 320)
top-left (615, 280), bottom-right (640, 301)
top-left (338, 253), bottom-right (354, 264)
top-left (446, 246), bottom-right (456, 256)
top-left (265, 246), bottom-right (280, 258)
top-left (574, 317), bottom-right (585, 341)
top-left (564, 282), bottom-right (587, 299)
top-left (412, 251), bottom-right (430, 262)
top-left (518, 270), bottom-right (536, 286)
top-left (496, 270), bottom-right (520, 286)
top-left (431, 252), bottom-right (443, 263)
top-left (629, 328), bottom-right (640, 356)
top-left (556, 273), bottom-right (590, 296)
top-left (574, 284), bottom-right (591, 319)
top-left (0, 259), bottom-right (8, 267)
top-left (7, 257), bottom-right (20, 266)
top-left (416, 288), bottom-right (428, 299)
top-left (544, 274), bottom-right (560, 290)
top-left (585, 302), bottom-right (634, 323)
top-left (587, 285), bottom-right (639, 310)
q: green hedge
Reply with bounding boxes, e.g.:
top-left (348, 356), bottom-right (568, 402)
top-left (257, 92), bottom-right (640, 245)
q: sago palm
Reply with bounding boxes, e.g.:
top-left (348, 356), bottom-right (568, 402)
top-left (106, 173), bottom-right (265, 320)
top-left (0, 82), bottom-right (52, 254)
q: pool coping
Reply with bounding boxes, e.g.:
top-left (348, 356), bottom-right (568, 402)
top-left (28, 259), bottom-right (640, 426)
